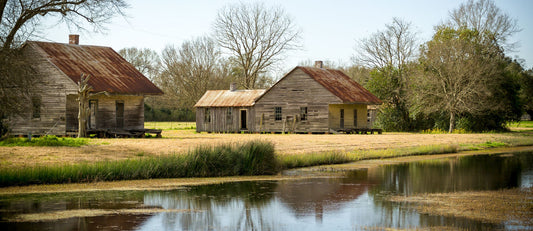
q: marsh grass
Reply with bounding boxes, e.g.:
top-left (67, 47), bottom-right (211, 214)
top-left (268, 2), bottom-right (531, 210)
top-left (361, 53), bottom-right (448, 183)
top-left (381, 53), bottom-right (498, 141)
top-left (387, 187), bottom-right (533, 226)
top-left (0, 135), bottom-right (89, 147)
top-left (278, 144), bottom-right (459, 169)
top-left (0, 140), bottom-right (277, 187)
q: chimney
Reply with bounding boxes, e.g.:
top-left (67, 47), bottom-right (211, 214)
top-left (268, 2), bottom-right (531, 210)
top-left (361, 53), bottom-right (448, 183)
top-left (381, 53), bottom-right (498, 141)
top-left (230, 83), bottom-right (237, 91)
top-left (314, 60), bottom-right (323, 68)
top-left (69, 34), bottom-right (79, 45)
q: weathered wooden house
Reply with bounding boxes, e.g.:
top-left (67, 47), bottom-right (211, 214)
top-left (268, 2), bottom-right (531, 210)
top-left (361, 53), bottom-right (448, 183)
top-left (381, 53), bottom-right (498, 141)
top-left (195, 61), bottom-right (382, 133)
top-left (7, 35), bottom-right (163, 136)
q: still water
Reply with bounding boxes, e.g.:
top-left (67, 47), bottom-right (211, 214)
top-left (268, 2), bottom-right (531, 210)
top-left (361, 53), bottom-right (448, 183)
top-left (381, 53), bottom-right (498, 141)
top-left (1, 152), bottom-right (532, 230)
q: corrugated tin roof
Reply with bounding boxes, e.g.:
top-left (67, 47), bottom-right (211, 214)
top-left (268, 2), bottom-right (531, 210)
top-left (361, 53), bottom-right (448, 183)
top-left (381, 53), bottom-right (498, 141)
top-left (299, 67), bottom-right (382, 104)
top-left (194, 89), bottom-right (266, 107)
top-left (28, 41), bottom-right (163, 95)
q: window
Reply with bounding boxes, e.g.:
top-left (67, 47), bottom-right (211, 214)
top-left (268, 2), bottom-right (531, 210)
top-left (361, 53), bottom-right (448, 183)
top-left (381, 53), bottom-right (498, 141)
top-left (274, 107), bottom-right (282, 121)
top-left (353, 109), bottom-right (358, 127)
top-left (31, 96), bottom-right (41, 119)
top-left (300, 107), bottom-right (308, 121)
top-left (340, 109), bottom-right (344, 129)
top-left (226, 108), bottom-right (233, 125)
top-left (205, 108), bottom-right (211, 123)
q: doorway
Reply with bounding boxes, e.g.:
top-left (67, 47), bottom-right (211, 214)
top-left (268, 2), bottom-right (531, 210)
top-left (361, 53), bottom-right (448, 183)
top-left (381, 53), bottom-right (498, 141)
top-left (240, 109), bottom-right (247, 130)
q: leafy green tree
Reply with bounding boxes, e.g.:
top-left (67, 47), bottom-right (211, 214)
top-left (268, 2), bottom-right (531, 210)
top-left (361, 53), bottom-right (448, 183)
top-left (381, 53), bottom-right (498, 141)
top-left (416, 27), bottom-right (518, 132)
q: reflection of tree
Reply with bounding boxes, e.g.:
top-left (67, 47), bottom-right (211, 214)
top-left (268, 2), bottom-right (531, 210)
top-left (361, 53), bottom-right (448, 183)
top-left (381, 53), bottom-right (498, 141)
top-left (367, 154), bottom-right (529, 196)
top-left (143, 181), bottom-right (277, 230)
top-left (366, 153), bottom-right (532, 229)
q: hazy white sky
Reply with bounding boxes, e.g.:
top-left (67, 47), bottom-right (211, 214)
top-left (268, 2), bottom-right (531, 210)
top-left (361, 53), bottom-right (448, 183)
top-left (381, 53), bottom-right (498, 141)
top-left (40, 0), bottom-right (533, 76)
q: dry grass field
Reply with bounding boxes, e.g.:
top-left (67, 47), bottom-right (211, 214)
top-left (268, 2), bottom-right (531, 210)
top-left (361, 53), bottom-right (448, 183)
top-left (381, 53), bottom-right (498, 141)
top-left (1, 121), bottom-right (532, 169)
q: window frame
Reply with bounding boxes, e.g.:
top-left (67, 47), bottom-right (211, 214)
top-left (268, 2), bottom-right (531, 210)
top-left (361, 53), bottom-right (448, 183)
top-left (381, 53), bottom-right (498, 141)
top-left (300, 107), bottom-right (308, 121)
top-left (31, 96), bottom-right (41, 119)
top-left (274, 107), bottom-right (282, 121)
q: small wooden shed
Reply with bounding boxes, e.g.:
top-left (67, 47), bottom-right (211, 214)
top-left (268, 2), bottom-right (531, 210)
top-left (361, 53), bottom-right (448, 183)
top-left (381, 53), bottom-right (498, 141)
top-left (194, 88), bottom-right (265, 133)
top-left (7, 35), bottom-right (163, 136)
top-left (195, 61), bottom-right (382, 133)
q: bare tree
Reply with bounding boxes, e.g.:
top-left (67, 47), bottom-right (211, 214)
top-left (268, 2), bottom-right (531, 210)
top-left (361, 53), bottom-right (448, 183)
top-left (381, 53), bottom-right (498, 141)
top-left (0, 49), bottom-right (36, 133)
top-left (1, 0), bottom-right (128, 49)
top-left (213, 2), bottom-right (301, 89)
top-left (446, 0), bottom-right (520, 51)
top-left (416, 27), bottom-right (503, 132)
top-left (158, 36), bottom-right (231, 109)
top-left (118, 47), bottom-right (161, 81)
top-left (0, 0), bottom-right (127, 136)
top-left (355, 17), bottom-right (419, 131)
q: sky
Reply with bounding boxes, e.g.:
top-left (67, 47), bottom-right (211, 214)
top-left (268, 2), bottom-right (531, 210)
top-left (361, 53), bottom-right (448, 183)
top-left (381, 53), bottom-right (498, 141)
top-left (39, 0), bottom-right (533, 77)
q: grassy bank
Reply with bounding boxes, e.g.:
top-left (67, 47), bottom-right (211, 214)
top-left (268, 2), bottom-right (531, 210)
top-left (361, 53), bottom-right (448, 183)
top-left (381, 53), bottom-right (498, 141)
top-left (279, 144), bottom-right (460, 169)
top-left (0, 140), bottom-right (277, 187)
top-left (1, 129), bottom-right (532, 186)
top-left (0, 135), bottom-right (89, 147)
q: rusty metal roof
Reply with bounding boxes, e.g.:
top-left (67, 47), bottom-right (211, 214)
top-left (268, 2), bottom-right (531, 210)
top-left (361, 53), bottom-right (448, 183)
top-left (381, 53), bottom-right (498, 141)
top-left (299, 67), bottom-right (382, 104)
top-left (28, 41), bottom-right (163, 95)
top-left (194, 90), bottom-right (266, 107)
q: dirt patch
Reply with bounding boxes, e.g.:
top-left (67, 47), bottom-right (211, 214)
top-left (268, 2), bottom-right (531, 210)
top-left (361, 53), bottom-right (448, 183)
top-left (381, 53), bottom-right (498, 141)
top-left (388, 187), bottom-right (533, 226)
top-left (0, 130), bottom-right (521, 168)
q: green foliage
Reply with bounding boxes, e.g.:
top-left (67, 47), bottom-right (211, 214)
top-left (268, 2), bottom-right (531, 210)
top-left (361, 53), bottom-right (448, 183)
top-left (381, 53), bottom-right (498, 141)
top-left (374, 106), bottom-right (412, 132)
top-left (421, 128), bottom-right (468, 134)
top-left (144, 104), bottom-right (195, 122)
top-left (0, 140), bottom-right (278, 186)
top-left (0, 135), bottom-right (89, 147)
top-left (456, 113), bottom-right (509, 132)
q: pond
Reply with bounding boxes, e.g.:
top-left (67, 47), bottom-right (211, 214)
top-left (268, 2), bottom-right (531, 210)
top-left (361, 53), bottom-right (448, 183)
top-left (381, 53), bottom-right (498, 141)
top-left (1, 152), bottom-right (532, 230)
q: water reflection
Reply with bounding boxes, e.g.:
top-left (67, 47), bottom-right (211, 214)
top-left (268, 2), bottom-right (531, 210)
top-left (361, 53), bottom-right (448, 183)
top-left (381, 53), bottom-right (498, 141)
top-left (1, 152), bottom-right (531, 230)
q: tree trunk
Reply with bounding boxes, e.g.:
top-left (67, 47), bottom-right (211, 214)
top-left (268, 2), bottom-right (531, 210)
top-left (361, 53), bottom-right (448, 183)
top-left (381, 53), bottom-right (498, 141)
top-left (77, 74), bottom-right (92, 138)
top-left (449, 111), bottom-right (455, 133)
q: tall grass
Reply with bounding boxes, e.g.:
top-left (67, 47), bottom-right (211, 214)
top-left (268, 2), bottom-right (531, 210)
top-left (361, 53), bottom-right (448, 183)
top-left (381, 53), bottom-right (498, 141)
top-left (278, 144), bottom-right (459, 169)
top-left (0, 140), bottom-right (277, 187)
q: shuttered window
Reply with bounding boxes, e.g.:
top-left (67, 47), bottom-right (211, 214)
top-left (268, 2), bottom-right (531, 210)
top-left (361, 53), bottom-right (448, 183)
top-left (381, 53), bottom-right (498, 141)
top-left (205, 108), bottom-right (211, 123)
top-left (227, 108), bottom-right (233, 125)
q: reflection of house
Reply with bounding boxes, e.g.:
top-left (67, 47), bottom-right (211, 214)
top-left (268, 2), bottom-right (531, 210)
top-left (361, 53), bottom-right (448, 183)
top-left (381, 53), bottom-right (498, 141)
top-left (195, 61), bottom-right (382, 133)
top-left (8, 35), bottom-right (163, 136)
top-left (275, 177), bottom-right (370, 223)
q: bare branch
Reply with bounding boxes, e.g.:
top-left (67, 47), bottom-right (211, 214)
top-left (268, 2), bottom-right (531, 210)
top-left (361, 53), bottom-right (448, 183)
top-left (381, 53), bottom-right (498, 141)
top-left (213, 2), bottom-right (301, 89)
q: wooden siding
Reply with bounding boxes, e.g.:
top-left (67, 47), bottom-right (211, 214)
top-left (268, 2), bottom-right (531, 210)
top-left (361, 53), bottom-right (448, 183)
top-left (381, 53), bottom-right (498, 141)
top-left (8, 44), bottom-right (146, 136)
top-left (328, 104), bottom-right (368, 130)
top-left (66, 95), bottom-right (145, 132)
top-left (254, 69), bottom-right (342, 133)
top-left (196, 107), bottom-right (255, 132)
top-left (8, 44), bottom-right (78, 136)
